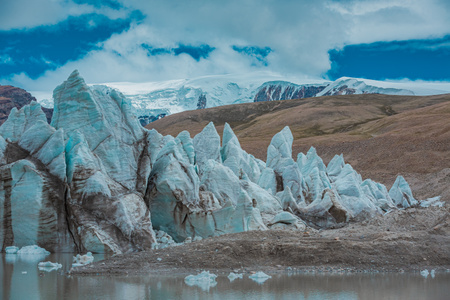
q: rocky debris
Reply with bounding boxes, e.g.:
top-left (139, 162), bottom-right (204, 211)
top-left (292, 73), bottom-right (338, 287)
top-left (70, 208), bottom-right (450, 275)
top-left (0, 85), bottom-right (52, 125)
top-left (0, 70), bottom-right (432, 255)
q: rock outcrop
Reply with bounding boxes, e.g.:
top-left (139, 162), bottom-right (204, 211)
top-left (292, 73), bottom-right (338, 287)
top-left (0, 85), bottom-right (52, 125)
top-left (254, 81), bottom-right (327, 102)
top-left (0, 71), bottom-right (423, 254)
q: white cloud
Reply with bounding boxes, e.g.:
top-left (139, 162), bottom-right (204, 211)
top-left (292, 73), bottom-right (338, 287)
top-left (0, 0), bottom-right (130, 30)
top-left (0, 54), bottom-right (14, 65)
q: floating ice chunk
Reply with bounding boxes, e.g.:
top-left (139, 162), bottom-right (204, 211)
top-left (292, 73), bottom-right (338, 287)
top-left (72, 252), bottom-right (94, 267)
top-left (249, 271), bottom-right (272, 284)
top-left (420, 269), bottom-right (429, 278)
top-left (184, 271), bottom-right (218, 291)
top-left (5, 246), bottom-right (19, 254)
top-left (430, 269), bottom-right (436, 278)
top-left (17, 245), bottom-right (51, 255)
top-left (420, 196), bottom-right (444, 208)
top-left (228, 272), bottom-right (243, 282)
top-left (38, 261), bottom-right (63, 272)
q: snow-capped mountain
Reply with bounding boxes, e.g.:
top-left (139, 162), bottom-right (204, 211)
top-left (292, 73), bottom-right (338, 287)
top-left (253, 81), bottom-right (329, 102)
top-left (316, 77), bottom-right (415, 97)
top-left (99, 73), bottom-right (314, 122)
top-left (36, 74), bottom-right (450, 125)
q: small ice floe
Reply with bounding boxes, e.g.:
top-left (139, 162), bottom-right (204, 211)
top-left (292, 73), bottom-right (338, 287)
top-left (38, 261), bottom-right (63, 272)
top-left (249, 271), bottom-right (272, 284)
top-left (420, 269), bottom-right (429, 278)
top-left (17, 245), bottom-right (51, 255)
top-left (228, 272), bottom-right (243, 282)
top-left (157, 257), bottom-right (162, 261)
top-left (72, 252), bottom-right (94, 268)
top-left (22, 271), bottom-right (27, 275)
top-left (5, 246), bottom-right (19, 254)
top-left (184, 271), bottom-right (218, 291)
top-left (420, 196), bottom-right (444, 208)
top-left (14, 245), bottom-right (51, 263)
top-left (430, 269), bottom-right (436, 278)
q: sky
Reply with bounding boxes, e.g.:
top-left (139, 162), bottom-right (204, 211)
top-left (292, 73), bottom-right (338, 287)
top-left (0, 0), bottom-right (449, 97)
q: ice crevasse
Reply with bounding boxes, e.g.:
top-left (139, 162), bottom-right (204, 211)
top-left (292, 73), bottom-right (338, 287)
top-left (0, 70), bottom-right (422, 254)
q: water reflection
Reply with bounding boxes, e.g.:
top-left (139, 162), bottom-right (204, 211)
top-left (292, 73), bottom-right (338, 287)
top-left (1, 253), bottom-right (449, 300)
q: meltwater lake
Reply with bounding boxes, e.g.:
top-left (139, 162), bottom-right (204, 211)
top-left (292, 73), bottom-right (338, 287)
top-left (1, 253), bottom-right (449, 300)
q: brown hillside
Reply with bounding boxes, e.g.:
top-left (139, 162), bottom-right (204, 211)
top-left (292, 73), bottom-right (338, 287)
top-left (146, 94), bottom-right (450, 201)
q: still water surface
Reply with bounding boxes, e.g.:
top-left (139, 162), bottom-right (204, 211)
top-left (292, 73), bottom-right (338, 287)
top-left (1, 253), bottom-right (449, 300)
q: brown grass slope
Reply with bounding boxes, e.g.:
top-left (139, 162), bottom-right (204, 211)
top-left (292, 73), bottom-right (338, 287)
top-left (146, 93), bottom-right (450, 201)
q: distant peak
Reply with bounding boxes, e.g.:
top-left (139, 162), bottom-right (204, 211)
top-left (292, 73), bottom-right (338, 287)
top-left (69, 69), bottom-right (80, 79)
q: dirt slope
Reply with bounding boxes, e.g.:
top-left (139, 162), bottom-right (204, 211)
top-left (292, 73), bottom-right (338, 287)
top-left (146, 94), bottom-right (450, 201)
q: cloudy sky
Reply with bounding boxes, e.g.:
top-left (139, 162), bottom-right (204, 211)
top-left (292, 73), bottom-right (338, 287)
top-left (0, 0), bottom-right (449, 95)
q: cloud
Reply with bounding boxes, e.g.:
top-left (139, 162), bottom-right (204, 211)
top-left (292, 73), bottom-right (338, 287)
top-left (0, 54), bottom-right (14, 65)
top-left (232, 46), bottom-right (272, 66)
top-left (1, 0), bottom-right (450, 95)
top-left (0, 0), bottom-right (130, 30)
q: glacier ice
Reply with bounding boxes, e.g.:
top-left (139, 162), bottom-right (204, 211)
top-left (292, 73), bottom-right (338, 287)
top-left (389, 175), bottom-right (418, 208)
top-left (0, 70), bottom-right (427, 255)
top-left (72, 252), bottom-right (94, 267)
top-left (184, 271), bottom-right (218, 291)
top-left (38, 261), bottom-right (63, 272)
top-left (249, 271), bottom-right (272, 284)
top-left (5, 246), bottom-right (19, 254)
top-left (228, 272), bottom-right (243, 282)
top-left (17, 245), bottom-right (51, 255)
top-left (420, 269), bottom-right (429, 278)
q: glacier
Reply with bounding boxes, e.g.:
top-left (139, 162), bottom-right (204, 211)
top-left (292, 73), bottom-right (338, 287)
top-left (0, 70), bottom-right (431, 254)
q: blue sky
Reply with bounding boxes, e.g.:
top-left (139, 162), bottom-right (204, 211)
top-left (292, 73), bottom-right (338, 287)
top-left (1, 0), bottom-right (450, 95)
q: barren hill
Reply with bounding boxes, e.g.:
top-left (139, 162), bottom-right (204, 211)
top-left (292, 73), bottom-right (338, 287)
top-left (0, 85), bottom-right (53, 125)
top-left (146, 93), bottom-right (450, 201)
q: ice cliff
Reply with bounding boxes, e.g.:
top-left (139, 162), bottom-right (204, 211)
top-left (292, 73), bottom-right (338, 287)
top-left (0, 71), bottom-right (420, 254)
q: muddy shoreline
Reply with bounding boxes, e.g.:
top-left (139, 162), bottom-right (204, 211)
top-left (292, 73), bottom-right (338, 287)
top-left (71, 206), bottom-right (449, 276)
